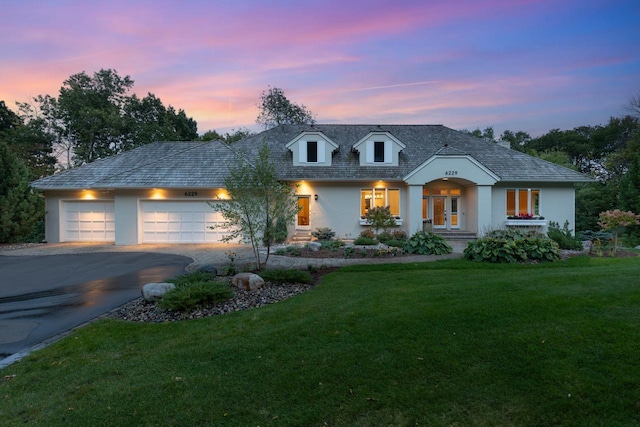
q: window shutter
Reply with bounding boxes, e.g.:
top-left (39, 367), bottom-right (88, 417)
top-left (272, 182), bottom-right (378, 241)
top-left (299, 141), bottom-right (307, 163)
top-left (366, 140), bottom-right (374, 163)
top-left (317, 140), bottom-right (325, 163)
top-left (384, 141), bottom-right (392, 163)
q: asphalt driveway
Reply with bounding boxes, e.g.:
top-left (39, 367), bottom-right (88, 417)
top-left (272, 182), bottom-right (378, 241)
top-left (0, 252), bottom-right (190, 365)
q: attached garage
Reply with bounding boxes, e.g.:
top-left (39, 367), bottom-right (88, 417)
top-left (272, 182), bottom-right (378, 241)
top-left (63, 201), bottom-right (115, 242)
top-left (141, 200), bottom-right (229, 243)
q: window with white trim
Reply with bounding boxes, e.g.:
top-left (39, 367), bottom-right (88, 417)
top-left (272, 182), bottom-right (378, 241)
top-left (361, 188), bottom-right (400, 217)
top-left (506, 188), bottom-right (540, 217)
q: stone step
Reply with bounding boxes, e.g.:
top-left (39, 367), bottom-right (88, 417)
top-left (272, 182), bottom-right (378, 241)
top-left (291, 232), bottom-right (312, 242)
top-left (433, 230), bottom-right (477, 240)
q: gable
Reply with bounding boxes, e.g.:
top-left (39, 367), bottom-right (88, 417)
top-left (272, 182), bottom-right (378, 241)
top-left (352, 131), bottom-right (406, 166)
top-left (285, 131), bottom-right (339, 166)
top-left (404, 155), bottom-right (499, 185)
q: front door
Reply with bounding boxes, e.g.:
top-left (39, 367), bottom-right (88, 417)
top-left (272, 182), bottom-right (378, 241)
top-left (433, 196), bottom-right (446, 229)
top-left (297, 196), bottom-right (310, 229)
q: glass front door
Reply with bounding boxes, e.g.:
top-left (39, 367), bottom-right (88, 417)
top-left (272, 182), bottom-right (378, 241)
top-left (297, 196), bottom-right (310, 228)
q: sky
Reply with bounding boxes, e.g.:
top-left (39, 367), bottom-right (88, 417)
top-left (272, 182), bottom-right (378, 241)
top-left (1, 0), bottom-right (639, 138)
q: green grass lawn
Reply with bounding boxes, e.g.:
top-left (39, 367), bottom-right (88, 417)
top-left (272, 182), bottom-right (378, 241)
top-left (1, 256), bottom-right (639, 426)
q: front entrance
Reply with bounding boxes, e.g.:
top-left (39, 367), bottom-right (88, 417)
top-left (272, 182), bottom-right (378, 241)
top-left (297, 196), bottom-right (311, 229)
top-left (425, 189), bottom-right (461, 231)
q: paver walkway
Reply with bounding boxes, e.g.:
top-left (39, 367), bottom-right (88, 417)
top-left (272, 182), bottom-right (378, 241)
top-left (1, 241), bottom-right (467, 270)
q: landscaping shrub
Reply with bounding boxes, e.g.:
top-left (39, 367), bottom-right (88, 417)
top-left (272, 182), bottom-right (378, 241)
top-left (464, 229), bottom-right (560, 263)
top-left (275, 246), bottom-right (302, 256)
top-left (358, 228), bottom-right (376, 239)
top-left (274, 216), bottom-right (288, 243)
top-left (158, 281), bottom-right (233, 311)
top-left (547, 220), bottom-right (583, 250)
top-left (167, 271), bottom-right (218, 287)
top-left (353, 236), bottom-right (378, 245)
top-left (311, 227), bottom-right (336, 240)
top-left (354, 229), bottom-right (378, 245)
top-left (391, 229), bottom-right (408, 240)
top-left (404, 231), bottom-right (452, 255)
top-left (259, 268), bottom-right (314, 284)
top-left (319, 240), bottom-right (344, 250)
top-left (385, 239), bottom-right (406, 248)
top-left (377, 230), bottom-right (393, 243)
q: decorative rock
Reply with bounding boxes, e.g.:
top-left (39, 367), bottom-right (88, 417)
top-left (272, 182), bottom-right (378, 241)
top-left (307, 241), bottom-right (322, 252)
top-left (142, 282), bottom-right (176, 302)
top-left (231, 273), bottom-right (264, 291)
top-left (198, 264), bottom-right (218, 276)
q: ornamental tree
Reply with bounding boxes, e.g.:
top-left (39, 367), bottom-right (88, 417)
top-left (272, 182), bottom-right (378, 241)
top-left (598, 209), bottom-right (640, 253)
top-left (365, 206), bottom-right (397, 235)
top-left (210, 144), bottom-right (299, 269)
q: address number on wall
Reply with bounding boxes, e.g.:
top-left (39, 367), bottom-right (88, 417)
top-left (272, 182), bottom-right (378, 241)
top-left (184, 191), bottom-right (198, 196)
top-left (444, 170), bottom-right (458, 176)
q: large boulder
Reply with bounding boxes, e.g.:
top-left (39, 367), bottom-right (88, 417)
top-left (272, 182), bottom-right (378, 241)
top-left (231, 273), bottom-right (264, 291)
top-left (142, 282), bottom-right (176, 302)
top-left (307, 241), bottom-right (322, 252)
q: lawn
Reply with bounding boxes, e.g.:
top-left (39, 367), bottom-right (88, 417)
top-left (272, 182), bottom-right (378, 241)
top-left (1, 256), bottom-right (639, 426)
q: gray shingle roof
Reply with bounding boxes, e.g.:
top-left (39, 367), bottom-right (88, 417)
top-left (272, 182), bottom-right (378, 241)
top-left (31, 124), bottom-right (592, 190)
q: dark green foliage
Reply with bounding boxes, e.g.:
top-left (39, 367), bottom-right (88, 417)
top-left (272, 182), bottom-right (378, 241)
top-left (353, 237), bottom-right (378, 245)
top-left (385, 239), bottom-right (406, 248)
top-left (0, 142), bottom-right (43, 242)
top-left (166, 271), bottom-right (218, 287)
top-left (547, 221), bottom-right (584, 250)
top-left (464, 229), bottom-right (560, 263)
top-left (311, 227), bottom-right (335, 240)
top-left (158, 281), bottom-right (233, 311)
top-left (319, 240), bottom-right (344, 250)
top-left (259, 268), bottom-right (313, 284)
top-left (274, 246), bottom-right (302, 257)
top-left (376, 230), bottom-right (392, 243)
top-left (274, 216), bottom-right (288, 243)
top-left (403, 231), bottom-right (453, 255)
top-left (577, 229), bottom-right (613, 241)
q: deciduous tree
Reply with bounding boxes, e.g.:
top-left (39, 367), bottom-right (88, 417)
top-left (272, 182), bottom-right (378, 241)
top-left (210, 145), bottom-right (299, 268)
top-left (256, 87), bottom-right (315, 129)
top-left (0, 142), bottom-right (42, 242)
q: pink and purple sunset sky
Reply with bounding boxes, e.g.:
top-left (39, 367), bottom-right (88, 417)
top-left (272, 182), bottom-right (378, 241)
top-left (1, 0), bottom-right (639, 137)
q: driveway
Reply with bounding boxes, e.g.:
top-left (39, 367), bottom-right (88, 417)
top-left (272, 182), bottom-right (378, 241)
top-left (0, 252), bottom-right (191, 365)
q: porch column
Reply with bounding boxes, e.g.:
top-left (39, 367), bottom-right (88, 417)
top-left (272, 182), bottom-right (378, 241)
top-left (407, 184), bottom-right (424, 234)
top-left (477, 185), bottom-right (492, 236)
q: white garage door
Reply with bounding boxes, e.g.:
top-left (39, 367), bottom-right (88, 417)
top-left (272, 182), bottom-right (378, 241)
top-left (63, 201), bottom-right (115, 242)
top-left (141, 201), bottom-right (230, 243)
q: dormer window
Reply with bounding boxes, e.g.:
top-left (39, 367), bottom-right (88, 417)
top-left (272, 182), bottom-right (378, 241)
top-left (374, 141), bottom-right (385, 162)
top-left (286, 131), bottom-right (339, 166)
top-left (307, 141), bottom-right (318, 163)
top-left (352, 131), bottom-right (406, 166)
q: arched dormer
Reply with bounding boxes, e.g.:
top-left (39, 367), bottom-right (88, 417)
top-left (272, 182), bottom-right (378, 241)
top-left (352, 131), bottom-right (406, 166)
top-left (286, 131), bottom-right (339, 166)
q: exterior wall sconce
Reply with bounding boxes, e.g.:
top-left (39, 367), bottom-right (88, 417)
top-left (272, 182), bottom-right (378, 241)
top-left (314, 194), bottom-right (318, 201)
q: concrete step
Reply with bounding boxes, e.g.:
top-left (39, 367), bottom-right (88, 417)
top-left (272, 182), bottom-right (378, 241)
top-left (432, 230), bottom-right (477, 240)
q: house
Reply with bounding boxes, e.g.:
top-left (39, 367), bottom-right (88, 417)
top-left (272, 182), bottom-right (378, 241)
top-left (31, 124), bottom-right (592, 245)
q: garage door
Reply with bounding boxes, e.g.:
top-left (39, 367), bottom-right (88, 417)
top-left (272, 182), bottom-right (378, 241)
top-left (141, 201), bottom-right (230, 243)
top-left (63, 201), bottom-right (115, 242)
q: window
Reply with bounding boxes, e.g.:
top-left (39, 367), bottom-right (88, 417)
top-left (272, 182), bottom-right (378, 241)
top-left (506, 189), bottom-right (540, 216)
top-left (306, 141), bottom-right (317, 163)
top-left (374, 141), bottom-right (385, 162)
top-left (361, 188), bottom-right (400, 216)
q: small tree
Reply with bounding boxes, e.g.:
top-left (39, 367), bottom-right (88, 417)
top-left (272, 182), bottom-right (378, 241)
top-left (598, 209), bottom-right (640, 253)
top-left (210, 145), bottom-right (299, 269)
top-left (364, 206), bottom-right (397, 235)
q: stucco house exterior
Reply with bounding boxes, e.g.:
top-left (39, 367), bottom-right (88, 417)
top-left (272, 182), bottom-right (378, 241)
top-left (31, 124), bottom-right (592, 245)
